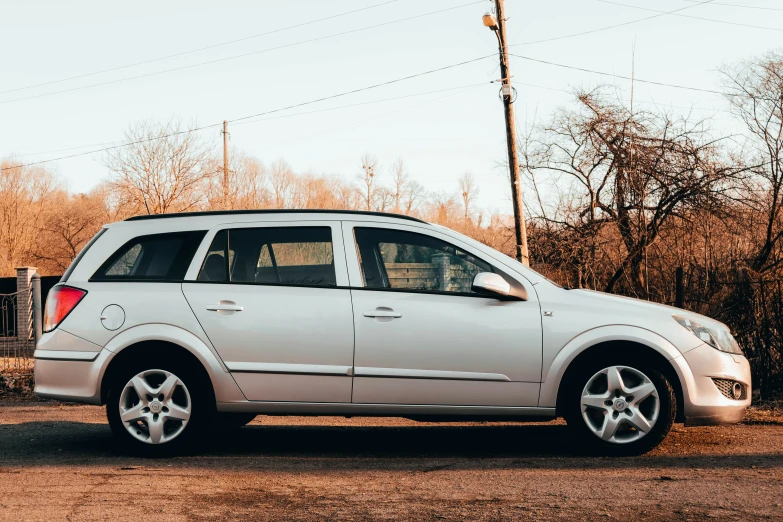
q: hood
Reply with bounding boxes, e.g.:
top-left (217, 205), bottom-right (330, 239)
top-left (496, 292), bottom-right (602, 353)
top-left (569, 289), bottom-right (728, 330)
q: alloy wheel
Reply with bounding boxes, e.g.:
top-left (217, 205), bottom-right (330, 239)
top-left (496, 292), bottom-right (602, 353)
top-left (118, 369), bottom-right (192, 445)
top-left (580, 365), bottom-right (660, 444)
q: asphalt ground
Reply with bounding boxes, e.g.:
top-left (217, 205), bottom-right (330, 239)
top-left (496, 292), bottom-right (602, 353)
top-left (0, 400), bottom-right (781, 521)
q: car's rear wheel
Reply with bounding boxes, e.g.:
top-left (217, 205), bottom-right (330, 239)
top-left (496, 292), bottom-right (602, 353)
top-left (564, 361), bottom-right (676, 456)
top-left (106, 361), bottom-right (214, 456)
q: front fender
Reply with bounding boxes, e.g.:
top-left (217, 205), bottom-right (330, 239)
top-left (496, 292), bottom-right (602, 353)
top-left (102, 323), bottom-right (245, 403)
top-left (538, 325), bottom-right (690, 408)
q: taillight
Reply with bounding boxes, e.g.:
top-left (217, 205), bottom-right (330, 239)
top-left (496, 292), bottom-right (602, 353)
top-left (43, 286), bottom-right (87, 333)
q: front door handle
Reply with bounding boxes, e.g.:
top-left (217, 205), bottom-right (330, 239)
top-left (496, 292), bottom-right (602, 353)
top-left (363, 308), bottom-right (402, 319)
top-left (207, 301), bottom-right (244, 312)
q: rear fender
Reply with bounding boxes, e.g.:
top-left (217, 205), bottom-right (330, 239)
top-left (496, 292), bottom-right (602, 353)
top-left (102, 324), bottom-right (245, 403)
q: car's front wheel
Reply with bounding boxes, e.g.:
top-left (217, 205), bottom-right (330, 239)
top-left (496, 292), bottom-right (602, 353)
top-left (564, 361), bottom-right (676, 456)
top-left (106, 362), bottom-right (214, 456)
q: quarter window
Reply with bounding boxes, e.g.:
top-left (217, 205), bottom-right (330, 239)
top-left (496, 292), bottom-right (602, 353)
top-left (198, 227), bottom-right (336, 286)
top-left (92, 231), bottom-right (207, 281)
top-left (354, 227), bottom-right (492, 294)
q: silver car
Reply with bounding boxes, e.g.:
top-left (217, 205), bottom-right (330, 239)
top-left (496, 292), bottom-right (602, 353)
top-left (34, 210), bottom-right (751, 456)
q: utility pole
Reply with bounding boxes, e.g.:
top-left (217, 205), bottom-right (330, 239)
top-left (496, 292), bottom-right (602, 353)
top-left (222, 120), bottom-right (230, 207)
top-left (484, 0), bottom-right (529, 266)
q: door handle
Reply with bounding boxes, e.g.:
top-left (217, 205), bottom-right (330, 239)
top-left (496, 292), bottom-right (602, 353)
top-left (207, 302), bottom-right (244, 312)
top-left (363, 309), bottom-right (402, 318)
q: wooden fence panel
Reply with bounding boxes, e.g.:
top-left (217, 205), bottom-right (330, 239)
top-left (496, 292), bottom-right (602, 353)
top-left (386, 263), bottom-right (476, 293)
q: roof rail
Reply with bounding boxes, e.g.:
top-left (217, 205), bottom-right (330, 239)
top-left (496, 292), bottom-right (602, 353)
top-left (124, 209), bottom-right (429, 224)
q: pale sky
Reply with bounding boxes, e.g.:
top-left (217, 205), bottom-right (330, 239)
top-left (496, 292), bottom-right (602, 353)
top-left (2, 0), bottom-right (782, 213)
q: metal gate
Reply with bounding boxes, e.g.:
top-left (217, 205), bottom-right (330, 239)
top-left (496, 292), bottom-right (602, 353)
top-left (1, 275), bottom-right (41, 372)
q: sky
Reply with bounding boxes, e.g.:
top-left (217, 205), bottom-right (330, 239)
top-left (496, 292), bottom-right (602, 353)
top-left (1, 0), bottom-right (782, 214)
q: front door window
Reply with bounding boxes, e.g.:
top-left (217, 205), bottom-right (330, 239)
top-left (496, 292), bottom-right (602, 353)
top-left (354, 227), bottom-right (492, 294)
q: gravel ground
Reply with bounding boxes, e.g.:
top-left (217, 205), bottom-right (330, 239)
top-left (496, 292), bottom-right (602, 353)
top-left (0, 400), bottom-right (781, 521)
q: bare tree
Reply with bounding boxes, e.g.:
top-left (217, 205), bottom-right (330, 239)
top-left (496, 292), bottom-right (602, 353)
top-left (206, 152), bottom-right (268, 210)
top-left (458, 171), bottom-right (479, 223)
top-left (356, 154), bottom-right (380, 211)
top-left (374, 187), bottom-right (394, 212)
top-left (721, 51), bottom-right (783, 273)
top-left (268, 159), bottom-right (295, 208)
top-left (390, 158), bottom-right (409, 213)
top-left (427, 191), bottom-right (458, 225)
top-left (401, 180), bottom-right (426, 216)
top-left (0, 160), bottom-right (58, 275)
top-left (31, 191), bottom-right (105, 273)
top-left (291, 172), bottom-right (349, 209)
top-left (521, 88), bottom-right (746, 295)
top-left (90, 181), bottom-right (146, 227)
top-left (103, 118), bottom-right (214, 215)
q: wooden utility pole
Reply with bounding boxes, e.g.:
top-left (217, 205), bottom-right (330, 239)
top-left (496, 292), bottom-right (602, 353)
top-left (222, 120), bottom-right (230, 207)
top-left (492, 0), bottom-right (529, 266)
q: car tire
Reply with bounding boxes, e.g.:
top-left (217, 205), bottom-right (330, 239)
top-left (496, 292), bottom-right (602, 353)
top-left (106, 358), bottom-right (215, 457)
top-left (216, 412), bottom-right (257, 430)
top-left (563, 358), bottom-right (676, 456)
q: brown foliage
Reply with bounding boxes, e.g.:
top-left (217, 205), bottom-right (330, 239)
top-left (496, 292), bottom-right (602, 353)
top-left (0, 161), bottom-right (58, 275)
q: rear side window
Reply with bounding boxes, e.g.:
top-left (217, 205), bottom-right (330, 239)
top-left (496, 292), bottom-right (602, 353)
top-left (198, 227), bottom-right (335, 286)
top-left (91, 231), bottom-right (207, 282)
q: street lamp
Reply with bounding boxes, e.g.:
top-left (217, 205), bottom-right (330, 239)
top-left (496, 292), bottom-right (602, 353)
top-left (482, 12), bottom-right (498, 31)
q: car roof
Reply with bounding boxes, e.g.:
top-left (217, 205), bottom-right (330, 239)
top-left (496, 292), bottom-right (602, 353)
top-left (125, 209), bottom-right (429, 224)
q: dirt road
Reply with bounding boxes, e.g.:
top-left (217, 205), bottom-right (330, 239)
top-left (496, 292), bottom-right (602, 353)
top-left (0, 400), bottom-right (781, 521)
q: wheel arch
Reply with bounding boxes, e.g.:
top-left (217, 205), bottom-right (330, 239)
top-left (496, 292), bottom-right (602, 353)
top-left (98, 324), bottom-right (245, 405)
top-left (540, 326), bottom-right (688, 422)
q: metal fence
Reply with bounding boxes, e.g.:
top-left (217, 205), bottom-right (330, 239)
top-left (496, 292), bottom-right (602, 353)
top-left (1, 273), bottom-right (41, 373)
top-left (1, 292), bottom-right (32, 371)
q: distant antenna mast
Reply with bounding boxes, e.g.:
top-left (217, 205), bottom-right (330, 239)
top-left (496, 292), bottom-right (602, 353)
top-left (222, 120), bottom-right (230, 207)
top-left (630, 40), bottom-right (636, 118)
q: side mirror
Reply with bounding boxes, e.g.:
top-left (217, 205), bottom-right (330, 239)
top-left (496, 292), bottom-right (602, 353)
top-left (472, 272), bottom-right (512, 298)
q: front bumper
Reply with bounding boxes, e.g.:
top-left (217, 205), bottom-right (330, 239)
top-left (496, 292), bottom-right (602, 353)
top-left (676, 343), bottom-right (752, 426)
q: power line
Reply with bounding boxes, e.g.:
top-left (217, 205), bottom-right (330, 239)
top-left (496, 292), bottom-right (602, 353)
top-left (8, 71), bottom-right (738, 162)
top-left (12, 83), bottom-right (490, 158)
top-left (250, 85), bottom-right (482, 153)
top-left (596, 0), bottom-right (783, 32)
top-left (507, 0), bottom-right (716, 47)
top-left (228, 55), bottom-right (494, 124)
top-left (0, 1), bottom-right (483, 105)
top-left (1, 55), bottom-right (495, 171)
top-left (508, 79), bottom-right (735, 114)
top-left (11, 139), bottom-right (128, 159)
top-left (232, 83), bottom-right (489, 127)
top-left (632, 99), bottom-right (734, 115)
top-left (509, 53), bottom-right (738, 97)
top-left (682, 0), bottom-right (783, 11)
top-left (0, 0), bottom-right (403, 95)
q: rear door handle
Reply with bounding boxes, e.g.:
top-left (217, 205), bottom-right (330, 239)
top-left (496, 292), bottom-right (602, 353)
top-left (207, 302), bottom-right (244, 312)
top-left (363, 309), bottom-right (402, 318)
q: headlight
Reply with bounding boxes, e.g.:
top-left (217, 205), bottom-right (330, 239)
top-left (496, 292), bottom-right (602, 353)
top-left (673, 314), bottom-right (742, 355)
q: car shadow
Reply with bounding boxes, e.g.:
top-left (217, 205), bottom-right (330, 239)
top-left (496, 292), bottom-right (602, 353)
top-left (0, 420), bottom-right (781, 471)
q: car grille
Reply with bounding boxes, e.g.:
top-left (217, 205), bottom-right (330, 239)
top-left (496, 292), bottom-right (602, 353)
top-left (712, 378), bottom-right (747, 400)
